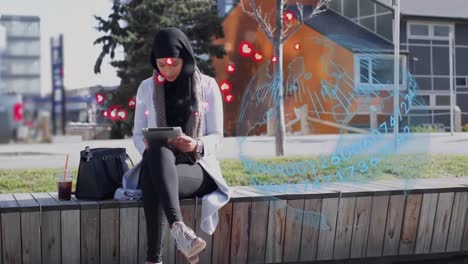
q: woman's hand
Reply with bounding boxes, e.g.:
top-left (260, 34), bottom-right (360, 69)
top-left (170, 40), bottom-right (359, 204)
top-left (168, 134), bottom-right (197, 153)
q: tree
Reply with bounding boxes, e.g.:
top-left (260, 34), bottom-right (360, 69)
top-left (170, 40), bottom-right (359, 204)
top-left (240, 0), bottom-right (330, 156)
top-left (94, 0), bottom-right (225, 137)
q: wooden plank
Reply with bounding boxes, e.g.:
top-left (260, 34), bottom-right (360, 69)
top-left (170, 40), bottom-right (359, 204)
top-left (81, 208), bottom-right (100, 263)
top-left (14, 193), bottom-right (41, 264)
top-left (333, 197), bottom-right (356, 259)
top-left (316, 198), bottom-right (339, 260)
top-left (61, 210), bottom-right (80, 264)
top-left (163, 216), bottom-right (176, 264)
top-left (415, 193), bottom-right (438, 254)
top-left (31, 193), bottom-right (61, 264)
top-left (431, 192), bottom-right (455, 253)
top-left (100, 208), bottom-right (119, 264)
top-left (431, 193), bottom-right (455, 253)
top-left (230, 202), bottom-right (251, 264)
top-left (446, 192), bottom-right (468, 252)
top-left (366, 195), bottom-right (390, 257)
top-left (299, 198), bottom-right (322, 262)
top-left (382, 195), bottom-right (406, 256)
top-left (120, 207), bottom-right (139, 263)
top-left (52, 193), bottom-right (81, 264)
top-left (265, 199), bottom-right (287, 263)
top-left (194, 202), bottom-right (212, 264)
top-left (212, 203), bottom-right (233, 264)
top-left (463, 209), bottom-right (468, 251)
top-left (399, 194), bottom-right (422, 255)
top-left (1, 212), bottom-right (21, 264)
top-left (176, 204), bottom-right (196, 264)
top-left (138, 207), bottom-right (148, 264)
top-left (282, 199), bottom-right (305, 263)
top-left (350, 196), bottom-right (372, 258)
top-left (248, 200), bottom-right (269, 263)
top-left (0, 212), bottom-right (2, 264)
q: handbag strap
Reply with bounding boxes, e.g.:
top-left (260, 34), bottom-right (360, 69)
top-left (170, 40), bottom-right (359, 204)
top-left (126, 154), bottom-right (134, 167)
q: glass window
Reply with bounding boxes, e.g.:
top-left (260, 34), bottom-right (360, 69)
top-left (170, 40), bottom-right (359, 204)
top-left (409, 46), bottom-right (431, 75)
top-left (415, 95), bottom-right (430, 106)
top-left (372, 58), bottom-right (394, 84)
top-left (358, 56), bottom-right (404, 86)
top-left (432, 47), bottom-right (449, 75)
top-left (361, 17), bottom-right (375, 32)
top-left (433, 77), bottom-right (450, 90)
top-left (415, 77), bottom-right (432, 90)
top-left (359, 0), bottom-right (375, 17)
top-left (343, 0), bottom-right (358, 19)
top-left (360, 59), bottom-right (370, 83)
top-left (456, 77), bottom-right (467, 87)
top-left (329, 0), bottom-right (342, 14)
top-left (434, 25), bottom-right (450, 37)
top-left (436, 95), bottom-right (450, 106)
top-left (377, 14), bottom-right (392, 40)
top-left (410, 24), bottom-right (429, 36)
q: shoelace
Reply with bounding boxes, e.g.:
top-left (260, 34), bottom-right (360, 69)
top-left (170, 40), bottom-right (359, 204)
top-left (173, 224), bottom-right (197, 250)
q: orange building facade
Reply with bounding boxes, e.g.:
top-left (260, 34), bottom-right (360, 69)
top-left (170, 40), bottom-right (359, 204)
top-left (213, 0), bottom-right (398, 137)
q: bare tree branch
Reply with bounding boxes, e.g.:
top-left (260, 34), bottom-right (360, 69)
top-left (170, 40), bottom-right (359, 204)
top-left (240, 0), bottom-right (274, 41)
top-left (282, 0), bottom-right (331, 43)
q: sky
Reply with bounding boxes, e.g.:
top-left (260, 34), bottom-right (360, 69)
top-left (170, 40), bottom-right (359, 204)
top-left (0, 0), bottom-right (121, 95)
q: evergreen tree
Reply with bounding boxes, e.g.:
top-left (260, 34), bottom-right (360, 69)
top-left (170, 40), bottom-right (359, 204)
top-left (94, 0), bottom-right (225, 138)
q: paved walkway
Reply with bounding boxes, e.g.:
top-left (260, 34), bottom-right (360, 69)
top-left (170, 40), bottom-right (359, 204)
top-left (0, 133), bottom-right (467, 169)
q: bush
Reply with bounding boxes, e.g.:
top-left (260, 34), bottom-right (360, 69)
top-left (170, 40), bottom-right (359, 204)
top-left (411, 124), bottom-right (444, 133)
top-left (463, 124), bottom-right (468, 132)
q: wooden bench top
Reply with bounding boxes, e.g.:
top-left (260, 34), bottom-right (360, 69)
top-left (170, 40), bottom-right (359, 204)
top-left (1, 177), bottom-right (467, 211)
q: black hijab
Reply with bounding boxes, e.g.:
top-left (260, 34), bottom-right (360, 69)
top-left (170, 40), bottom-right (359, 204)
top-left (150, 28), bottom-right (197, 131)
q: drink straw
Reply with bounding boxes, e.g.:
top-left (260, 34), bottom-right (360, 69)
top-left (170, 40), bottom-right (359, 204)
top-left (64, 154), bottom-right (69, 181)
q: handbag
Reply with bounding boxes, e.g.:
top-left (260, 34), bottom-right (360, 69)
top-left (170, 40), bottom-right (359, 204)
top-left (75, 146), bottom-right (132, 200)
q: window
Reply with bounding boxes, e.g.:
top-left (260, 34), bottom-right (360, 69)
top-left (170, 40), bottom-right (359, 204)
top-left (436, 95), bottom-right (451, 106)
top-left (415, 95), bottom-right (430, 105)
top-left (408, 22), bottom-right (453, 39)
top-left (355, 55), bottom-right (407, 90)
top-left (410, 24), bottom-right (429, 36)
top-left (434, 25), bottom-right (450, 37)
top-left (456, 77), bottom-right (467, 87)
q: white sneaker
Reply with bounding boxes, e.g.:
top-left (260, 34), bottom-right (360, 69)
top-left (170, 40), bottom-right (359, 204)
top-left (170, 222), bottom-right (206, 259)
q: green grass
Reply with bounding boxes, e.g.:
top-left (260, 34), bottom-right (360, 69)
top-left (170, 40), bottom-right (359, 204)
top-left (1, 154), bottom-right (467, 193)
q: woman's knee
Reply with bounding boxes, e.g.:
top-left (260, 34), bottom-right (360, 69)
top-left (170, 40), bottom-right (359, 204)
top-left (146, 143), bottom-right (174, 159)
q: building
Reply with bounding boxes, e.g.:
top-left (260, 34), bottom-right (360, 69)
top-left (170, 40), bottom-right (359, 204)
top-left (213, 0), bottom-right (468, 136)
top-left (0, 15), bottom-right (41, 95)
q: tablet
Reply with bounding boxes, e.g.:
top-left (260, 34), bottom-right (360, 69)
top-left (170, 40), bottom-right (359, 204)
top-left (142, 127), bottom-right (182, 142)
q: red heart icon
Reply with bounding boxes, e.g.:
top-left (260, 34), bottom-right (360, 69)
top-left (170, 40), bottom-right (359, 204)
top-left (127, 98), bottom-right (136, 109)
top-left (225, 94), bottom-right (234, 103)
top-left (238, 41), bottom-right (254, 57)
top-left (226, 64), bottom-right (236, 74)
top-left (284, 11), bottom-right (295, 22)
top-left (253, 52), bottom-right (263, 62)
top-left (294, 43), bottom-right (301, 50)
top-left (165, 58), bottom-right (174, 65)
top-left (219, 80), bottom-right (232, 92)
top-left (155, 73), bottom-right (165, 85)
top-left (117, 109), bottom-right (128, 120)
top-left (95, 93), bottom-right (105, 104)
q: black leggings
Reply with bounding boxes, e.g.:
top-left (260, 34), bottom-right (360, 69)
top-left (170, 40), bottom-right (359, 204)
top-left (140, 142), bottom-right (218, 263)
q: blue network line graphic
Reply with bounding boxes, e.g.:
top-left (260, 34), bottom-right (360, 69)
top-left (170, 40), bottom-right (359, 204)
top-left (234, 34), bottom-right (430, 229)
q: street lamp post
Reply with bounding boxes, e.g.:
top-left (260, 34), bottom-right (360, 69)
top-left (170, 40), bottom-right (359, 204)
top-left (393, 0), bottom-right (401, 148)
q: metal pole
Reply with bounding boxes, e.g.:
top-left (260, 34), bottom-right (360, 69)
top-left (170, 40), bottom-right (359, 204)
top-left (393, 0), bottom-right (400, 148)
top-left (449, 31), bottom-right (455, 135)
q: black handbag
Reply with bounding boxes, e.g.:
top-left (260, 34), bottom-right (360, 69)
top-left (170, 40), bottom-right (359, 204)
top-left (75, 146), bottom-right (131, 200)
